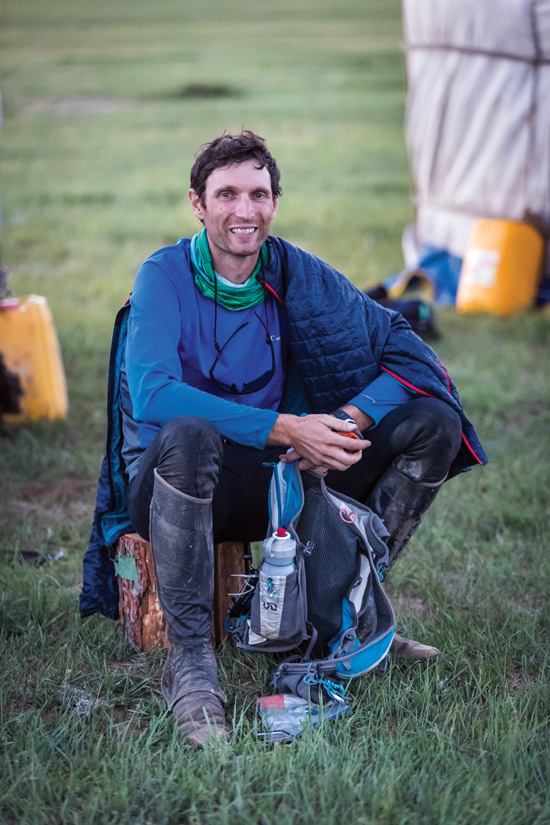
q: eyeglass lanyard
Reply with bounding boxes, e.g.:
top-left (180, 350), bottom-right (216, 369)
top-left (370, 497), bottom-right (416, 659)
top-left (212, 267), bottom-right (271, 358)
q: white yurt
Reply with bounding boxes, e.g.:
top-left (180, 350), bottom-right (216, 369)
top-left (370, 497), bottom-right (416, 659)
top-left (400, 0), bottom-right (550, 306)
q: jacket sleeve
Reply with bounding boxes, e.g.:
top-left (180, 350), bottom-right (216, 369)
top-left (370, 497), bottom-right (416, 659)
top-left (125, 261), bottom-right (279, 449)
top-left (348, 371), bottom-right (416, 427)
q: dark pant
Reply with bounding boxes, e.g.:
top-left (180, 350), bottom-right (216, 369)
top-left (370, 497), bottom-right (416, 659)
top-left (127, 398), bottom-right (462, 545)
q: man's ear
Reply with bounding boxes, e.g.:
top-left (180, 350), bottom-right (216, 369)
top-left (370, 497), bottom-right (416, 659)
top-left (188, 188), bottom-right (205, 221)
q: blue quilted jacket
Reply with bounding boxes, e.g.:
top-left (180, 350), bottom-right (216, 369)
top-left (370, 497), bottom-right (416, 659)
top-left (79, 236), bottom-right (486, 619)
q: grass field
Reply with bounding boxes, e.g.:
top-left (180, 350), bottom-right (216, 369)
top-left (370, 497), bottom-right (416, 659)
top-left (1, 1), bottom-right (550, 823)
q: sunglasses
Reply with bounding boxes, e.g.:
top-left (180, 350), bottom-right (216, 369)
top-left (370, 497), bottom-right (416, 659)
top-left (209, 311), bottom-right (276, 395)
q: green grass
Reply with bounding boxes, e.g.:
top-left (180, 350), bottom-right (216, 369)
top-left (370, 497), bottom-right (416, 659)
top-left (1, 1), bottom-right (550, 823)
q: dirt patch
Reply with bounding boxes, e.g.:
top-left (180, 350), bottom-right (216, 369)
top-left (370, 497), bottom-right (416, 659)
top-left (40, 707), bottom-right (59, 727)
top-left (10, 699), bottom-right (59, 727)
top-left (20, 477), bottom-right (93, 504)
top-left (107, 658), bottom-right (148, 673)
top-left (4, 497), bottom-right (92, 539)
top-left (508, 668), bottom-right (537, 692)
top-left (509, 598), bottom-right (541, 618)
top-left (390, 593), bottom-right (429, 619)
top-left (110, 707), bottom-right (140, 740)
top-left (2, 476), bottom-right (95, 537)
top-left (167, 82), bottom-right (241, 99)
top-left (10, 698), bottom-right (35, 716)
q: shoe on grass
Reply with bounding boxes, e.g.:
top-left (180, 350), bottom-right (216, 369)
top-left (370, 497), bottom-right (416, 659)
top-left (162, 642), bottom-right (231, 747)
top-left (172, 689), bottom-right (230, 747)
top-left (390, 632), bottom-right (440, 662)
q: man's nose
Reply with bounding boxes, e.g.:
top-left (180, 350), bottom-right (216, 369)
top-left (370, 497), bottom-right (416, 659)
top-left (234, 196), bottom-right (256, 220)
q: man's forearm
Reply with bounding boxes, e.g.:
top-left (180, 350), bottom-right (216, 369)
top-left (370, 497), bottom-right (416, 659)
top-left (265, 413), bottom-right (300, 446)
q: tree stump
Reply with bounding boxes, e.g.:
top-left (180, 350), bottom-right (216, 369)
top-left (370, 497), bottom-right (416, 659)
top-left (213, 540), bottom-right (249, 645)
top-left (115, 534), bottom-right (249, 652)
top-left (115, 533), bottom-right (168, 652)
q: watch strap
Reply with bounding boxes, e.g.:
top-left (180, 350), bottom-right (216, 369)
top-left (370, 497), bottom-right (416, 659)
top-left (330, 408), bottom-right (363, 438)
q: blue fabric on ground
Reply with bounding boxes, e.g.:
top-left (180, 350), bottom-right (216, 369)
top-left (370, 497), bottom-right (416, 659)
top-left (536, 274), bottom-right (550, 306)
top-left (387, 243), bottom-right (549, 307)
top-left (385, 244), bottom-right (463, 305)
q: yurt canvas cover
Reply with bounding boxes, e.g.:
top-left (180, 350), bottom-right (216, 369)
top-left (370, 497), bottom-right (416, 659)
top-left (402, 0), bottom-right (550, 304)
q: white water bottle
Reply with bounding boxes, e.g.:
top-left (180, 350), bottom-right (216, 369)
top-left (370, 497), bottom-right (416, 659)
top-left (251, 528), bottom-right (297, 640)
top-left (262, 528), bottom-right (296, 576)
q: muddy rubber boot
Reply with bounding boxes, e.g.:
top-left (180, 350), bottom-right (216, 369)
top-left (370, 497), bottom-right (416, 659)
top-left (162, 642), bottom-right (228, 746)
top-left (366, 459), bottom-right (445, 664)
top-left (365, 457), bottom-right (446, 573)
top-left (150, 469), bottom-right (230, 746)
top-left (390, 632), bottom-right (440, 662)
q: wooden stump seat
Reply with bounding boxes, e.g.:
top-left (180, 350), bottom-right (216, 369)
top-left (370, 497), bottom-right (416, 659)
top-left (114, 533), bottom-right (249, 652)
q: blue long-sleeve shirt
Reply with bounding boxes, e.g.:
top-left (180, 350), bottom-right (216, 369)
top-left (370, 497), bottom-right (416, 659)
top-left (125, 258), bottom-right (285, 449)
top-left (122, 240), bottom-right (414, 478)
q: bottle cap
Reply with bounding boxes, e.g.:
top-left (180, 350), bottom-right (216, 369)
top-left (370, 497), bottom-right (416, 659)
top-left (276, 527), bottom-right (287, 537)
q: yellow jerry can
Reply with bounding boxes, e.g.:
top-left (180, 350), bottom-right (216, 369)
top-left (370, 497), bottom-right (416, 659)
top-left (456, 219), bottom-right (544, 318)
top-left (0, 295), bottom-right (68, 423)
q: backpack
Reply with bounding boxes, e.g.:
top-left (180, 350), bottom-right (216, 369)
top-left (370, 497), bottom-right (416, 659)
top-left (364, 284), bottom-right (439, 340)
top-left (227, 460), bottom-right (395, 703)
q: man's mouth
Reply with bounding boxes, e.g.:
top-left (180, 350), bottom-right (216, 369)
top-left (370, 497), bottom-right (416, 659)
top-left (230, 228), bottom-right (256, 235)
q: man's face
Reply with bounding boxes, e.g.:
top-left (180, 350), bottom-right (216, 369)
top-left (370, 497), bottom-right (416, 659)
top-left (188, 159), bottom-right (278, 278)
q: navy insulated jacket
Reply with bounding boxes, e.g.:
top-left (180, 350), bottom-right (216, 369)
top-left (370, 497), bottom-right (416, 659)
top-left (79, 237), bottom-right (486, 619)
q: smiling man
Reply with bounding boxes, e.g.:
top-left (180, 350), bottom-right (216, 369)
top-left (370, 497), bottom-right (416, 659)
top-left (87, 131), bottom-right (486, 746)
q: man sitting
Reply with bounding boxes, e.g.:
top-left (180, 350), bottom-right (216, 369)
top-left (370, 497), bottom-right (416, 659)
top-left (86, 131), bottom-right (486, 745)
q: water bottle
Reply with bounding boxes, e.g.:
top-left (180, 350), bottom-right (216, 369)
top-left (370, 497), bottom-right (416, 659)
top-left (252, 528), bottom-right (297, 641)
top-left (261, 527), bottom-right (296, 577)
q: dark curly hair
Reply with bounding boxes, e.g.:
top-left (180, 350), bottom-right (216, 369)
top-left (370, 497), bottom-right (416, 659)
top-left (190, 131), bottom-right (282, 203)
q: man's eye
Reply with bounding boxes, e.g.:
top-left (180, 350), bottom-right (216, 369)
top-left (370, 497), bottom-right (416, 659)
top-left (254, 192), bottom-right (266, 199)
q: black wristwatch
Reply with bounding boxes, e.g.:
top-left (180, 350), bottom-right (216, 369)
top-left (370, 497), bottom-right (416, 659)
top-left (330, 408), bottom-right (363, 438)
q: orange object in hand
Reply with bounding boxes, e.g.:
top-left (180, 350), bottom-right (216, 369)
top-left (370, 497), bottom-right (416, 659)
top-left (341, 431), bottom-right (360, 453)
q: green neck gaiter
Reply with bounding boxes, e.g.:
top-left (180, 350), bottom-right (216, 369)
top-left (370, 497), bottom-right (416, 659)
top-left (190, 228), bottom-right (269, 311)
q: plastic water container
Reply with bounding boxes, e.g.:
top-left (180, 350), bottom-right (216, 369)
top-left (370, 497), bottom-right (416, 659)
top-left (262, 528), bottom-right (296, 577)
top-left (257, 693), bottom-right (350, 742)
top-left (249, 528), bottom-right (298, 642)
top-left (0, 295), bottom-right (68, 422)
top-left (456, 219), bottom-right (544, 318)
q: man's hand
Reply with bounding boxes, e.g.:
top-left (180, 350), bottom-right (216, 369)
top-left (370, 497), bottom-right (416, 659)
top-left (266, 413), bottom-right (371, 472)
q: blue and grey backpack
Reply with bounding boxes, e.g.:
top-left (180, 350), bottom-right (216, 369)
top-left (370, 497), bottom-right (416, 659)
top-left (227, 460), bottom-right (395, 703)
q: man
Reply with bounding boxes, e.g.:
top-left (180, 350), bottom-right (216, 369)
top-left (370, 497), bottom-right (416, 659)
top-left (85, 131), bottom-right (486, 746)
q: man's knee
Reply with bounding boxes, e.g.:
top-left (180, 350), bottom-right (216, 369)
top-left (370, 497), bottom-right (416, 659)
top-left (156, 416), bottom-right (223, 497)
top-left (389, 398), bottom-right (462, 483)
top-left (158, 416), bottom-right (222, 457)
